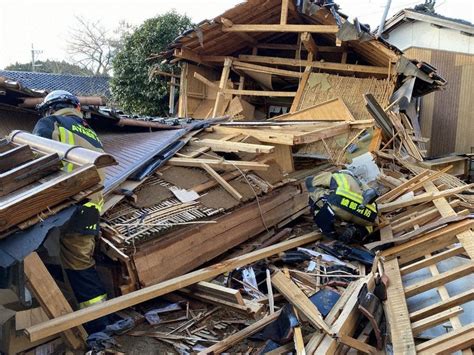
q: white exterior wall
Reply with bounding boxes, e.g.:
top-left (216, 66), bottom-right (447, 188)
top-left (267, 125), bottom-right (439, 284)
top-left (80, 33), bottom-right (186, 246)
top-left (385, 21), bottom-right (474, 54)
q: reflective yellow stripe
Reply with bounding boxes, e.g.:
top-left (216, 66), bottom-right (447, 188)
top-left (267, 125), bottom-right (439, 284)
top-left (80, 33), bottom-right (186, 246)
top-left (79, 294), bottom-right (107, 309)
top-left (83, 199), bottom-right (104, 213)
top-left (68, 130), bottom-right (75, 145)
top-left (336, 188), bottom-right (377, 212)
top-left (58, 127), bottom-right (67, 144)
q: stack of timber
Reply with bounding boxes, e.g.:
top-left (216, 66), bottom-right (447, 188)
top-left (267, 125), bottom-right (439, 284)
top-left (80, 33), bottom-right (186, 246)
top-left (0, 131), bottom-right (116, 237)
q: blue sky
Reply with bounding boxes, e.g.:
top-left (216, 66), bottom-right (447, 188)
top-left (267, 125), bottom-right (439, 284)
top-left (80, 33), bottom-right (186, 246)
top-left (0, 0), bottom-right (472, 69)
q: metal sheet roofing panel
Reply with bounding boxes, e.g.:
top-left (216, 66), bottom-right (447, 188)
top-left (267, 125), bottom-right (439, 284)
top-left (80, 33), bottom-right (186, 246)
top-left (101, 129), bottom-right (187, 193)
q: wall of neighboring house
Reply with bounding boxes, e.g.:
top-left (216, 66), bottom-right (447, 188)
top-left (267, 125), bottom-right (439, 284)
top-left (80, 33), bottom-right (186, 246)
top-left (386, 22), bottom-right (474, 156)
top-left (0, 105), bottom-right (38, 137)
top-left (403, 47), bottom-right (474, 156)
top-left (386, 21), bottom-right (474, 54)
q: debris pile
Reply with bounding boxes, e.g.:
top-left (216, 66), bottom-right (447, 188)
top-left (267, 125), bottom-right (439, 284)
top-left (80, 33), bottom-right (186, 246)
top-left (1, 0), bottom-right (473, 354)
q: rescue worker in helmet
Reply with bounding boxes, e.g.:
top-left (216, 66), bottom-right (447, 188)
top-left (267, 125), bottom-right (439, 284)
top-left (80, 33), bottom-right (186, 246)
top-left (33, 90), bottom-right (109, 334)
top-left (305, 170), bottom-right (379, 243)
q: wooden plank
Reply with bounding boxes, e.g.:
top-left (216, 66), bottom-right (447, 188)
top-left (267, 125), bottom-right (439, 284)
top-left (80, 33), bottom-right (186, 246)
top-left (24, 252), bottom-right (87, 350)
top-left (400, 246), bottom-right (465, 276)
top-left (280, 0), bottom-right (289, 24)
top-left (238, 55), bottom-right (389, 75)
top-left (290, 65), bottom-right (312, 113)
top-left (383, 258), bottom-right (416, 354)
top-left (338, 334), bottom-right (378, 354)
top-left (15, 307), bottom-right (49, 331)
top-left (0, 164), bottom-right (100, 232)
top-left (416, 324), bottom-right (474, 354)
top-left (168, 157), bottom-right (269, 171)
top-left (404, 262), bottom-right (474, 298)
top-left (411, 306), bottom-right (464, 336)
top-left (275, 98), bottom-right (354, 122)
top-left (212, 57), bottom-right (232, 118)
top-left (26, 232), bottom-right (321, 342)
top-left (378, 184), bottom-right (474, 212)
top-left (191, 138), bottom-right (273, 154)
top-left (134, 185), bottom-right (307, 285)
top-left (200, 163), bottom-right (243, 201)
top-left (211, 126), bottom-right (295, 145)
top-left (194, 281), bottom-right (245, 305)
top-left (271, 144), bottom-right (294, 173)
top-left (381, 219), bottom-right (474, 264)
top-left (223, 24), bottom-right (339, 33)
top-left (197, 310), bottom-right (282, 354)
top-left (271, 269), bottom-right (331, 333)
top-left (0, 153), bottom-right (60, 197)
top-left (0, 144), bottom-right (34, 172)
top-left (233, 60), bottom-right (302, 78)
top-left (409, 289), bottom-right (474, 322)
top-left (193, 72), bottom-right (218, 88)
top-left (178, 62), bottom-right (188, 117)
top-left (377, 170), bottom-right (431, 203)
top-left (222, 89), bottom-right (296, 97)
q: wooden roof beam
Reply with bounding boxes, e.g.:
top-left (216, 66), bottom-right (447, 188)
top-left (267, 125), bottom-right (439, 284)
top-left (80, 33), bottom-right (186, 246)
top-left (238, 54), bottom-right (390, 75)
top-left (222, 24), bottom-right (339, 33)
top-left (300, 32), bottom-right (318, 57)
top-left (220, 17), bottom-right (258, 45)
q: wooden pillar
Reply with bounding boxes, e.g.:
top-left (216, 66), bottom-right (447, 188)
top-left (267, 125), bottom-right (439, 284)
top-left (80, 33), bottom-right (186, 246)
top-left (280, 0), bottom-right (289, 25)
top-left (169, 75), bottom-right (176, 116)
top-left (24, 252), bottom-right (87, 350)
top-left (212, 57), bottom-right (232, 118)
top-left (178, 62), bottom-right (188, 118)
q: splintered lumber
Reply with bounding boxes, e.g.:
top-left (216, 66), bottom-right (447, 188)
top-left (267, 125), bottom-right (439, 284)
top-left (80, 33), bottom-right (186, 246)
top-left (200, 163), bottom-right (243, 201)
top-left (404, 262), bottom-right (474, 298)
top-left (134, 184), bottom-right (308, 285)
top-left (24, 252), bottom-right (87, 350)
top-left (383, 258), bottom-right (416, 354)
top-left (416, 324), bottom-right (474, 354)
top-left (168, 157), bottom-right (269, 171)
top-left (380, 219), bottom-right (474, 264)
top-left (0, 164), bottom-right (101, 232)
top-left (376, 170), bottom-right (431, 203)
top-left (25, 232), bottom-right (321, 342)
top-left (312, 275), bottom-right (375, 354)
top-left (338, 334), bottom-right (378, 354)
top-left (378, 184), bottom-right (474, 212)
top-left (191, 138), bottom-right (274, 154)
top-left (411, 306), bottom-right (464, 336)
top-left (301, 32), bottom-right (318, 57)
top-left (233, 60), bottom-right (302, 78)
top-left (198, 310), bottom-right (282, 355)
top-left (222, 89), bottom-right (296, 97)
top-left (194, 281), bottom-right (245, 305)
top-left (0, 153), bottom-right (60, 196)
top-left (222, 24), bottom-right (339, 33)
top-left (212, 57), bottom-right (232, 117)
top-left (9, 131), bottom-right (117, 168)
top-left (193, 72), bottom-right (218, 88)
top-left (0, 144), bottom-right (34, 172)
top-left (290, 65), bottom-right (312, 113)
top-left (271, 270), bottom-right (331, 334)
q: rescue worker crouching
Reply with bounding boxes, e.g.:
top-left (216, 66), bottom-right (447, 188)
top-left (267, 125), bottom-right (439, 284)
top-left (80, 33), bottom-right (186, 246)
top-left (33, 90), bottom-right (109, 334)
top-left (305, 170), bottom-right (379, 243)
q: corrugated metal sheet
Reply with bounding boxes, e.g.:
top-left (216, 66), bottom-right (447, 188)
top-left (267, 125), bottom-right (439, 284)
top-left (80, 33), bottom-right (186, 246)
top-left (101, 130), bottom-right (187, 194)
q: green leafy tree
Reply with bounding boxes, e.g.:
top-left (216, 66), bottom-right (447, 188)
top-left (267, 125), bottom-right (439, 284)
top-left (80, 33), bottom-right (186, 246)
top-left (5, 60), bottom-right (94, 76)
top-left (111, 11), bottom-right (192, 116)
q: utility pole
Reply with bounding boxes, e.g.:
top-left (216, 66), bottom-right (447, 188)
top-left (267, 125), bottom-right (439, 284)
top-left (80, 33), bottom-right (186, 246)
top-left (31, 44), bottom-right (43, 72)
top-left (376, 0), bottom-right (392, 38)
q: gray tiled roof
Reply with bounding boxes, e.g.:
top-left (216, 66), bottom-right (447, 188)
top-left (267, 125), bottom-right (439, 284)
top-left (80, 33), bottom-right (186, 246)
top-left (0, 70), bottom-right (110, 98)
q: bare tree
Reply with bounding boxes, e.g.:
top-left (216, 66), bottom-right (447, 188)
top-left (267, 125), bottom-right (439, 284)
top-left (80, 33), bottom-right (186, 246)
top-left (67, 16), bottom-right (114, 76)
